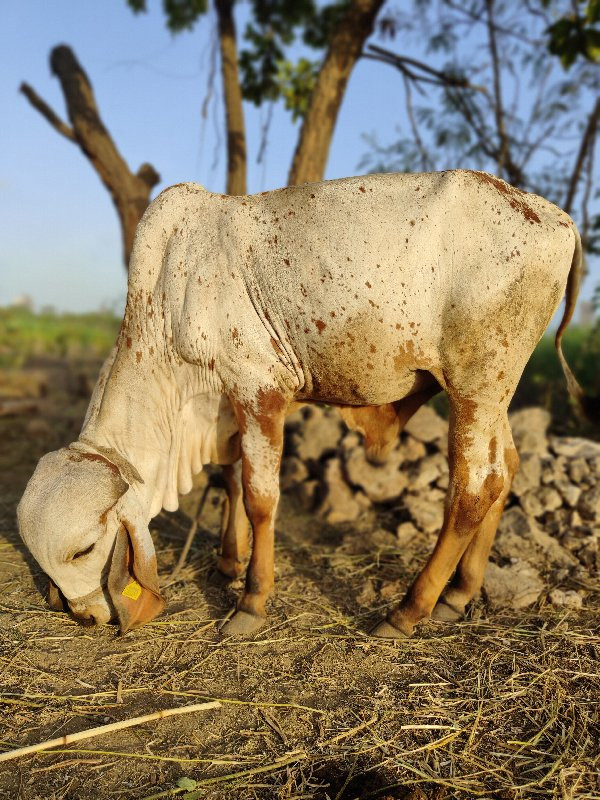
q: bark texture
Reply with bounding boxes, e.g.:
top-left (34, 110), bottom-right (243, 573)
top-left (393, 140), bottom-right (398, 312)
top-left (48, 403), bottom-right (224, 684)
top-left (21, 45), bottom-right (160, 269)
top-left (215, 0), bottom-right (247, 195)
top-left (288, 0), bottom-right (384, 186)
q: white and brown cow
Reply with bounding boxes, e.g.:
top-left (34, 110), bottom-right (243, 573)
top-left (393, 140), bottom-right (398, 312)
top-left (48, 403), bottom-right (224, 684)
top-left (18, 170), bottom-right (591, 637)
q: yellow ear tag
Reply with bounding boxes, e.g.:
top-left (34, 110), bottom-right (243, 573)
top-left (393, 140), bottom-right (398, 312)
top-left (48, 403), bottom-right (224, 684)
top-left (122, 580), bottom-right (142, 601)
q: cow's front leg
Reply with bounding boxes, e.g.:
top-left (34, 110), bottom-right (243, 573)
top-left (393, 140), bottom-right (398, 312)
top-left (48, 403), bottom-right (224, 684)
top-left (372, 399), bottom-right (511, 638)
top-left (220, 388), bottom-right (288, 636)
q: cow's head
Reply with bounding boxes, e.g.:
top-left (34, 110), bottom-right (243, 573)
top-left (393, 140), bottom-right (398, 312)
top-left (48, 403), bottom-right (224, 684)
top-left (17, 444), bottom-right (165, 633)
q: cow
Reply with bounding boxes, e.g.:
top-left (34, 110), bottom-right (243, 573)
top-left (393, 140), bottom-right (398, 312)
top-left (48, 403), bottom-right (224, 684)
top-left (18, 170), bottom-right (591, 638)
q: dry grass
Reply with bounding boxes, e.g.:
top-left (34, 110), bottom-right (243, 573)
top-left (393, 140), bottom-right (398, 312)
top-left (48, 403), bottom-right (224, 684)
top-left (1, 358), bottom-right (599, 799)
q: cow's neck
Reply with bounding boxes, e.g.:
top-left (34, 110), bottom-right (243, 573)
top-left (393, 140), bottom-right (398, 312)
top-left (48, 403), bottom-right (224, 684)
top-left (79, 347), bottom-right (230, 519)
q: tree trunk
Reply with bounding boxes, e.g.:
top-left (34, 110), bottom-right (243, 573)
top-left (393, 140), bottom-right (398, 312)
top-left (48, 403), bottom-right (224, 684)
top-left (21, 45), bottom-right (160, 269)
top-left (215, 0), bottom-right (247, 195)
top-left (288, 0), bottom-right (384, 186)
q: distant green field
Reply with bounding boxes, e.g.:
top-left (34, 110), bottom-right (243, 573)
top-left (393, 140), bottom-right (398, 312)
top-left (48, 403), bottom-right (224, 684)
top-left (0, 307), bottom-right (120, 368)
top-left (513, 322), bottom-right (599, 434)
top-left (1, 307), bottom-right (597, 433)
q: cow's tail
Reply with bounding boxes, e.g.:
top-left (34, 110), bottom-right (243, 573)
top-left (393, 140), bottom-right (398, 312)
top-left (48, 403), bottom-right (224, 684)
top-left (555, 224), bottom-right (600, 423)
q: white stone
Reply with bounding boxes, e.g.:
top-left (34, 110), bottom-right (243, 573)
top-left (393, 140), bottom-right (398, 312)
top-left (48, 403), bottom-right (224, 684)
top-left (404, 406), bottom-right (448, 444)
top-left (344, 446), bottom-right (407, 503)
top-left (509, 408), bottom-right (551, 456)
top-left (484, 560), bottom-right (543, 608)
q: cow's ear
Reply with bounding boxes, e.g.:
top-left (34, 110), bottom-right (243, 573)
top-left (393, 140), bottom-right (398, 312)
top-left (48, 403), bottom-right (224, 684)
top-left (47, 577), bottom-right (67, 611)
top-left (107, 522), bottom-right (165, 634)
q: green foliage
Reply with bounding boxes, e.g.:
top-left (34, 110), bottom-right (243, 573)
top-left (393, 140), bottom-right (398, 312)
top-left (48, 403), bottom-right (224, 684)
top-left (276, 57), bottom-right (319, 120)
top-left (514, 324), bottom-right (600, 434)
top-left (126, 0), bottom-right (208, 33)
top-left (0, 307), bottom-right (120, 368)
top-left (239, 0), bottom-right (350, 116)
top-left (546, 0), bottom-right (600, 67)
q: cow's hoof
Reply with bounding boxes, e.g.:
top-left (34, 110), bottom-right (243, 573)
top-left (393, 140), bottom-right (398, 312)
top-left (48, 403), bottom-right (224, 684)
top-left (219, 609), bottom-right (266, 636)
top-left (216, 556), bottom-right (247, 581)
top-left (431, 600), bottom-right (464, 622)
top-left (369, 620), bottom-right (410, 639)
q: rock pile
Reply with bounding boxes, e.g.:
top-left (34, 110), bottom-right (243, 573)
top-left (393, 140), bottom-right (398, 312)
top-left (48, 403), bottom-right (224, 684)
top-left (281, 404), bottom-right (599, 611)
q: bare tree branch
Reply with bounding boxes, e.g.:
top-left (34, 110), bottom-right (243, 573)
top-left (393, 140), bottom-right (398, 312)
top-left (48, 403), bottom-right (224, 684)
top-left (364, 45), bottom-right (488, 93)
top-left (21, 45), bottom-right (160, 269)
top-left (485, 0), bottom-right (510, 177)
top-left (564, 96), bottom-right (600, 215)
top-left (19, 82), bottom-right (75, 142)
top-left (403, 75), bottom-right (432, 170)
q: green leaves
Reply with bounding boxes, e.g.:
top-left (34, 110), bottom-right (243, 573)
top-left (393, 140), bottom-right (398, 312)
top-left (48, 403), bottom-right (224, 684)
top-left (239, 1), bottom-right (350, 113)
top-left (176, 777), bottom-right (198, 790)
top-left (546, 1), bottom-right (600, 67)
top-left (126, 0), bottom-right (208, 33)
top-left (276, 58), bottom-right (319, 120)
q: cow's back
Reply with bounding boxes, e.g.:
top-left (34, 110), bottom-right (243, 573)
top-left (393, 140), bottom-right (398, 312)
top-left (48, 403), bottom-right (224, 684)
top-left (240, 171), bottom-right (576, 404)
top-left (127, 172), bottom-right (577, 408)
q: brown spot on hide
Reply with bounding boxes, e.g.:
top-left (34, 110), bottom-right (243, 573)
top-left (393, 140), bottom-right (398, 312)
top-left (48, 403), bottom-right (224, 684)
top-left (136, 351), bottom-right (142, 363)
top-left (73, 451), bottom-right (121, 479)
top-left (314, 319), bottom-right (326, 333)
top-left (370, 344), bottom-right (376, 353)
top-left (505, 445), bottom-right (520, 478)
top-left (471, 171), bottom-right (541, 223)
top-left (489, 436), bottom-right (498, 464)
top-left (270, 338), bottom-right (284, 358)
top-left (208, 358), bottom-right (215, 371)
top-left (254, 387), bottom-right (287, 448)
top-left (126, 337), bottom-right (132, 349)
top-left (359, 186), bottom-right (366, 193)
top-left (410, 219), bottom-right (415, 226)
top-left (497, 370), bottom-right (504, 381)
top-left (283, 258), bottom-right (290, 266)
top-left (365, 281), bottom-right (372, 288)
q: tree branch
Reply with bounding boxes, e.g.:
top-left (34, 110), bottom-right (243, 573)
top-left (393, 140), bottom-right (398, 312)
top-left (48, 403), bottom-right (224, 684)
top-left (288, 0), bottom-right (385, 186)
top-left (215, 0), bottom-right (247, 195)
top-left (19, 82), bottom-right (75, 142)
top-left (365, 45), bottom-right (487, 92)
top-left (403, 75), bottom-right (432, 170)
top-left (564, 96), bottom-right (600, 215)
top-left (485, 0), bottom-right (510, 177)
top-left (21, 45), bottom-right (160, 269)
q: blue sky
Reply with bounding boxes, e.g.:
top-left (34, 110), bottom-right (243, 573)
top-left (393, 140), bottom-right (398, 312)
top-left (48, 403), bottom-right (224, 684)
top-left (1, 1), bottom-right (597, 314)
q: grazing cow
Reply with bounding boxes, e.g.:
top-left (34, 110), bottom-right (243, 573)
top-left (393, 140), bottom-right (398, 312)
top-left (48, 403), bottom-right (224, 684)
top-left (18, 170), bottom-right (590, 637)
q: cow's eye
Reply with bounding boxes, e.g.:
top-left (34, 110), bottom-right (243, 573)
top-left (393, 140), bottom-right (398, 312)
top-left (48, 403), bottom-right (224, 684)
top-left (72, 543), bottom-right (95, 560)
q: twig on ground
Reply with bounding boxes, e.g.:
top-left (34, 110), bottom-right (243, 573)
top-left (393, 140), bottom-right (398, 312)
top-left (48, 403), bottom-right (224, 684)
top-left (0, 701), bottom-right (221, 762)
top-left (169, 482), bottom-right (212, 580)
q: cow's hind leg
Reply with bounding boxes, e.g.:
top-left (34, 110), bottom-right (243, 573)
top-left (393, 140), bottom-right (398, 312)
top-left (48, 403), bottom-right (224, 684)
top-left (372, 397), bottom-right (512, 638)
top-left (220, 387), bottom-right (289, 636)
top-left (432, 425), bottom-right (519, 621)
top-left (216, 462), bottom-right (250, 580)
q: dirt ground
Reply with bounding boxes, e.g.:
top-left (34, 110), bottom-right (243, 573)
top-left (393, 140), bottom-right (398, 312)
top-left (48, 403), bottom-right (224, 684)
top-left (1, 358), bottom-right (599, 800)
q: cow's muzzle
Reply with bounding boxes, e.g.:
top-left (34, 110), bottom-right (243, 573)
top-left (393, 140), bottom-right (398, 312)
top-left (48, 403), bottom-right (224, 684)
top-left (67, 586), bottom-right (113, 625)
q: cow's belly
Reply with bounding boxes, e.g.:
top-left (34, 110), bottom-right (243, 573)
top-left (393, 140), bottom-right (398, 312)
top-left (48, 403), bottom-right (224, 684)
top-left (294, 315), bottom-right (440, 405)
